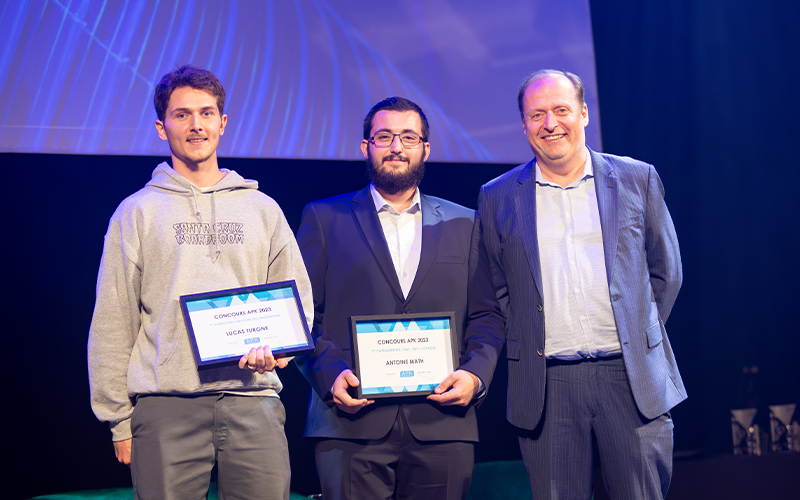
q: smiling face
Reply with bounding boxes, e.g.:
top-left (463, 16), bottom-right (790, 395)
top-left (521, 74), bottom-right (588, 174)
top-left (155, 86), bottom-right (227, 171)
top-left (360, 110), bottom-right (430, 195)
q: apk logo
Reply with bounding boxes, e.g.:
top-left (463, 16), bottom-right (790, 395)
top-left (400, 370), bottom-right (414, 378)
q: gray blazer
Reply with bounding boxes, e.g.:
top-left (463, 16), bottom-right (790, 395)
top-left (478, 149), bottom-right (686, 430)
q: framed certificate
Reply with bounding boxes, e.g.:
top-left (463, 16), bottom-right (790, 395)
top-left (350, 311), bottom-right (458, 398)
top-left (179, 280), bottom-right (313, 367)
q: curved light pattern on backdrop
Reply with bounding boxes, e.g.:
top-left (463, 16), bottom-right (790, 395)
top-left (0, 0), bottom-right (599, 163)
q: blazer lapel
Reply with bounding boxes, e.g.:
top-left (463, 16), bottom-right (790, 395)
top-left (405, 193), bottom-right (442, 303)
top-left (350, 187), bottom-right (405, 302)
top-left (515, 160), bottom-right (544, 296)
top-left (590, 149), bottom-right (619, 285)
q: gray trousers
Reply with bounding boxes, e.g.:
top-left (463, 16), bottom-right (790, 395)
top-left (130, 393), bottom-right (290, 500)
top-left (518, 357), bottom-right (673, 500)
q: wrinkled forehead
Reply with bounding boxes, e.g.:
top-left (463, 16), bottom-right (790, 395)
top-left (523, 75), bottom-right (581, 109)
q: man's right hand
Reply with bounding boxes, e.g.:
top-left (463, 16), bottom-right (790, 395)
top-left (113, 438), bottom-right (131, 466)
top-left (332, 369), bottom-right (374, 414)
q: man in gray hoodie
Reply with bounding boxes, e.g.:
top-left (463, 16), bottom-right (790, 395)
top-left (88, 65), bottom-right (312, 500)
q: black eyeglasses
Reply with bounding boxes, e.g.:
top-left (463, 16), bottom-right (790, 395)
top-left (368, 132), bottom-right (426, 148)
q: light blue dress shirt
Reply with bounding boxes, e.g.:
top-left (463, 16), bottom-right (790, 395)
top-left (535, 150), bottom-right (622, 360)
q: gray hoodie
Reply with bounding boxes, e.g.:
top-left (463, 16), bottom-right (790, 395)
top-left (88, 163), bottom-right (312, 441)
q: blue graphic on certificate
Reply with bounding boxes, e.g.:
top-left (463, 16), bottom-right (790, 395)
top-left (180, 281), bottom-right (313, 366)
top-left (354, 316), bottom-right (455, 396)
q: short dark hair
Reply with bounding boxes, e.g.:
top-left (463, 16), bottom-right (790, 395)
top-left (363, 97), bottom-right (430, 141)
top-left (154, 65), bottom-right (226, 122)
top-left (517, 69), bottom-right (585, 120)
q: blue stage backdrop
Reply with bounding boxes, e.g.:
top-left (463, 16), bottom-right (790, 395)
top-left (0, 0), bottom-right (600, 163)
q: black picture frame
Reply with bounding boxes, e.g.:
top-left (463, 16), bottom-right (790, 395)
top-left (350, 311), bottom-right (458, 399)
top-left (180, 280), bottom-right (313, 367)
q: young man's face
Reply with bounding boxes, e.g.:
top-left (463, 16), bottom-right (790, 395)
top-left (360, 110), bottom-right (430, 194)
top-left (155, 86), bottom-right (227, 169)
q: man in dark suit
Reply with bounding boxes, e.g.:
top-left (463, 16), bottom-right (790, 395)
top-left (478, 70), bottom-right (686, 499)
top-left (295, 97), bottom-right (504, 500)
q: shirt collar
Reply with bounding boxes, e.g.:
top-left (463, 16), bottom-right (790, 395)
top-left (369, 183), bottom-right (421, 214)
top-left (534, 147), bottom-right (593, 188)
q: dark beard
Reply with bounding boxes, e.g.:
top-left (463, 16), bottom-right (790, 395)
top-left (365, 152), bottom-right (425, 195)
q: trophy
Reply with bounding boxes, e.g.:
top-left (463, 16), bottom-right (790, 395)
top-left (769, 404), bottom-right (799, 452)
top-left (731, 408), bottom-right (768, 456)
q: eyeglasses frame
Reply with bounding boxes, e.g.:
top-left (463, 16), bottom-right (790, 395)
top-left (367, 132), bottom-right (427, 149)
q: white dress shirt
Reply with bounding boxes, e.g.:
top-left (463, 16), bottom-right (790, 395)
top-left (370, 184), bottom-right (422, 299)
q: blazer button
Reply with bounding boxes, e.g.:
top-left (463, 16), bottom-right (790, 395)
top-left (537, 304), bottom-right (543, 312)
top-left (537, 349), bottom-right (543, 356)
top-left (402, 307), bottom-right (410, 314)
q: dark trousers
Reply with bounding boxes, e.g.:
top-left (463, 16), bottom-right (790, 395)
top-left (130, 394), bottom-right (290, 500)
top-left (315, 407), bottom-right (474, 500)
top-left (518, 357), bottom-right (673, 499)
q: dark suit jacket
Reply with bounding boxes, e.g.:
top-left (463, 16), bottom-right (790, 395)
top-left (295, 186), bottom-right (504, 441)
top-left (478, 149), bottom-right (686, 431)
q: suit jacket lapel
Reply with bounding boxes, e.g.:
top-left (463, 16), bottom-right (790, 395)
top-left (515, 160), bottom-right (544, 296)
top-left (350, 187), bottom-right (405, 302)
top-left (590, 149), bottom-right (619, 285)
top-left (405, 193), bottom-right (442, 303)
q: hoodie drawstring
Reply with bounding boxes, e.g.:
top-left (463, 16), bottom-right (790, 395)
top-left (189, 186), bottom-right (220, 263)
top-left (211, 190), bottom-right (220, 262)
top-left (190, 186), bottom-right (201, 219)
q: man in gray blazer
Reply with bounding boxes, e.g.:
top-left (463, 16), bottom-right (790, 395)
top-left (478, 69), bottom-right (686, 499)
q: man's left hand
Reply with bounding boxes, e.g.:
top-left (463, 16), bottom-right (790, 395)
top-left (427, 369), bottom-right (479, 406)
top-left (238, 345), bottom-right (289, 374)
